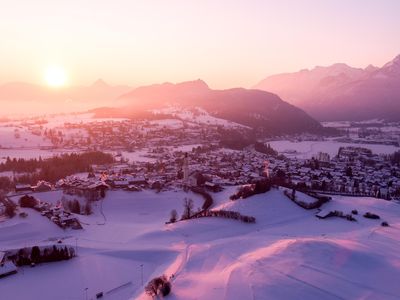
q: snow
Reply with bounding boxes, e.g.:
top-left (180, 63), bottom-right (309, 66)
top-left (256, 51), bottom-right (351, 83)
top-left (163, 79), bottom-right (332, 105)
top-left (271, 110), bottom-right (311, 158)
top-left (269, 140), bottom-right (398, 159)
top-left (40, 113), bottom-right (129, 129)
top-left (1, 189), bottom-right (400, 299)
top-left (152, 106), bottom-right (249, 129)
top-left (281, 187), bottom-right (319, 205)
top-left (118, 150), bottom-right (157, 163)
top-left (0, 125), bottom-right (52, 148)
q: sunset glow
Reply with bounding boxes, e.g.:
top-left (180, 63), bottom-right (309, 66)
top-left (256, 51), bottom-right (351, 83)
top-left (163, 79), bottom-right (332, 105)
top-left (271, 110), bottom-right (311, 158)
top-left (1, 2), bottom-right (400, 300)
top-left (44, 66), bottom-right (68, 88)
top-left (1, 0), bottom-right (400, 88)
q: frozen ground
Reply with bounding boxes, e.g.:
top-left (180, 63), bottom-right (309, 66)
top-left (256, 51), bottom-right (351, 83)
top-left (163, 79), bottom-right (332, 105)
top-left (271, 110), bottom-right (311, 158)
top-left (1, 188), bottom-right (400, 300)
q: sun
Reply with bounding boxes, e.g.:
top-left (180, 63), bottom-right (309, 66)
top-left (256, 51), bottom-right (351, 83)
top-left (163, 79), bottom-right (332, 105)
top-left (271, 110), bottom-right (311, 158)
top-left (44, 66), bottom-right (68, 88)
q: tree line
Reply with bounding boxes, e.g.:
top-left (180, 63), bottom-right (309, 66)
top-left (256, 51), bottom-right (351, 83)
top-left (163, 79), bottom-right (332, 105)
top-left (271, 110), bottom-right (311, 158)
top-left (0, 151), bottom-right (114, 188)
top-left (9, 245), bottom-right (75, 266)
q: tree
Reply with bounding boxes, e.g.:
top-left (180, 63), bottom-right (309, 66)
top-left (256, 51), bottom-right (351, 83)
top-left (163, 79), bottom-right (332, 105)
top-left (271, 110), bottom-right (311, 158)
top-left (84, 202), bottom-right (92, 215)
top-left (144, 275), bottom-right (171, 297)
top-left (169, 209), bottom-right (178, 223)
top-left (73, 200), bottom-right (81, 214)
top-left (67, 199), bottom-right (81, 214)
top-left (69, 247), bottom-right (75, 258)
top-left (181, 198), bottom-right (194, 220)
top-left (160, 281), bottom-right (171, 296)
top-left (64, 246), bottom-right (70, 259)
top-left (31, 246), bottom-right (41, 263)
top-left (19, 195), bottom-right (38, 208)
top-left (2, 195), bottom-right (16, 218)
top-left (345, 166), bottom-right (353, 177)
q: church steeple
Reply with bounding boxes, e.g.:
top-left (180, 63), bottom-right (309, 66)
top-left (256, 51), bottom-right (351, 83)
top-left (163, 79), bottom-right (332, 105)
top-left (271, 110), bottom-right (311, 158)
top-left (183, 153), bottom-right (189, 183)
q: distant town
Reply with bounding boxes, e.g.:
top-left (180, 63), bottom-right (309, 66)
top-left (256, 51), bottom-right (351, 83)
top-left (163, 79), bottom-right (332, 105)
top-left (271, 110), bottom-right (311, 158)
top-left (0, 113), bottom-right (399, 201)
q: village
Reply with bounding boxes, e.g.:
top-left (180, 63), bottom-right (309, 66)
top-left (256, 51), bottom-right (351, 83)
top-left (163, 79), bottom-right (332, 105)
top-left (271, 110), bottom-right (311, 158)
top-left (1, 114), bottom-right (400, 287)
top-left (3, 114), bottom-right (400, 206)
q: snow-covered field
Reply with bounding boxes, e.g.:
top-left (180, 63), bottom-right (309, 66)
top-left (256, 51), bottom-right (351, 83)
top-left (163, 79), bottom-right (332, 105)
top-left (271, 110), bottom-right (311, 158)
top-left (1, 188), bottom-right (400, 300)
top-left (269, 140), bottom-right (398, 159)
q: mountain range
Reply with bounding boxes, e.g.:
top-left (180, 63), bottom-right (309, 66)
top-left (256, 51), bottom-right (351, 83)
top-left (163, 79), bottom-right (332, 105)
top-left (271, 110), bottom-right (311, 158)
top-left (0, 77), bottom-right (323, 135)
top-left (106, 79), bottom-right (323, 135)
top-left (254, 54), bottom-right (400, 121)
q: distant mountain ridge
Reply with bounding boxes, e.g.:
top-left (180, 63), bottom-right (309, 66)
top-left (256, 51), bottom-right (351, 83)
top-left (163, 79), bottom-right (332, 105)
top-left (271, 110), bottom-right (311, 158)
top-left (0, 80), bottom-right (131, 115)
top-left (254, 54), bottom-right (400, 121)
top-left (111, 79), bottom-right (323, 135)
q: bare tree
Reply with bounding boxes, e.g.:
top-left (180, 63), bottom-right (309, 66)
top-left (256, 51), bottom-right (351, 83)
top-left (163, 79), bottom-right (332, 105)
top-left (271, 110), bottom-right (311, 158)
top-left (170, 209), bottom-right (178, 223)
top-left (181, 198), bottom-right (194, 220)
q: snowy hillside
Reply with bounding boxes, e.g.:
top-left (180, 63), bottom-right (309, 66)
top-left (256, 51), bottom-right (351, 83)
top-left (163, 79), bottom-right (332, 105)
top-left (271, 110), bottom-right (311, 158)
top-left (1, 188), bottom-right (400, 299)
top-left (152, 106), bottom-right (249, 129)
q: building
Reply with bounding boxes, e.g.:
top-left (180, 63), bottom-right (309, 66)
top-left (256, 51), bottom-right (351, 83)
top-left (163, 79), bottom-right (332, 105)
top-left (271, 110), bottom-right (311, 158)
top-left (0, 251), bottom-right (17, 278)
top-left (34, 181), bottom-right (52, 192)
top-left (15, 184), bottom-right (32, 193)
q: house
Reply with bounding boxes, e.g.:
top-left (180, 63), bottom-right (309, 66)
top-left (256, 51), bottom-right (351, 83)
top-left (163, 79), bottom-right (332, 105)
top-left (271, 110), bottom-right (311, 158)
top-left (128, 176), bottom-right (147, 186)
top-left (187, 171), bottom-right (205, 187)
top-left (316, 209), bottom-right (334, 219)
top-left (151, 180), bottom-right (163, 190)
top-left (0, 251), bottom-right (17, 278)
top-left (34, 181), bottom-right (52, 192)
top-left (204, 181), bottom-right (222, 192)
top-left (112, 180), bottom-right (130, 188)
top-left (15, 184), bottom-right (32, 193)
top-left (126, 185), bottom-right (141, 191)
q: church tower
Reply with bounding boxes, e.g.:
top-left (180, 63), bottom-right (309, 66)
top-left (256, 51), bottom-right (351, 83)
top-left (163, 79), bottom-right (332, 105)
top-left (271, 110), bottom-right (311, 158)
top-left (183, 153), bottom-right (189, 183)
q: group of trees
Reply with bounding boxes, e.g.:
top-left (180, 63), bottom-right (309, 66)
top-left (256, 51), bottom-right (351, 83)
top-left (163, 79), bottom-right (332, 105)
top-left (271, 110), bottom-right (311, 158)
top-left (230, 179), bottom-right (271, 200)
top-left (0, 151), bottom-right (114, 184)
top-left (66, 199), bottom-right (81, 214)
top-left (390, 150), bottom-right (400, 164)
top-left (191, 209), bottom-right (256, 223)
top-left (64, 186), bottom-right (105, 202)
top-left (254, 142), bottom-right (277, 156)
top-left (218, 128), bottom-right (279, 155)
top-left (13, 245), bottom-right (75, 266)
top-left (219, 129), bottom-right (255, 150)
top-left (169, 194), bottom-right (209, 223)
top-left (0, 176), bottom-right (13, 191)
top-left (19, 195), bottom-right (38, 208)
top-left (63, 199), bottom-right (92, 215)
top-left (144, 275), bottom-right (171, 297)
top-left (181, 198), bottom-right (194, 220)
top-left (1, 194), bottom-right (17, 218)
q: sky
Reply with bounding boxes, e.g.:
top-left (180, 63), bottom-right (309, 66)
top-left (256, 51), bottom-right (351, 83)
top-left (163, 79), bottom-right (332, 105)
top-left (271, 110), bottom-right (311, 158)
top-left (1, 0), bottom-right (400, 89)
